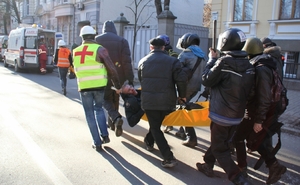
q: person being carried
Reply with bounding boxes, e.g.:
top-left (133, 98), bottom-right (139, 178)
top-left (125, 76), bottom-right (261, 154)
top-left (73, 25), bottom-right (121, 152)
top-left (138, 37), bottom-right (187, 168)
top-left (54, 40), bottom-right (73, 95)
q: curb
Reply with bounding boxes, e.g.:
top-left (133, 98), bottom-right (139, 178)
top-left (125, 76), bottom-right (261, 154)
top-left (281, 125), bottom-right (300, 137)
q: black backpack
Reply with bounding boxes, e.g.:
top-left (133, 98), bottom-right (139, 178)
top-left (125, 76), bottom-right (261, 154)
top-left (271, 68), bottom-right (289, 117)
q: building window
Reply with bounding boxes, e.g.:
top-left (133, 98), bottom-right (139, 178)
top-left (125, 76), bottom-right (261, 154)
top-left (63, 0), bottom-right (68, 3)
top-left (284, 51), bottom-right (300, 79)
top-left (233, 0), bottom-right (253, 21)
top-left (280, 0), bottom-right (300, 19)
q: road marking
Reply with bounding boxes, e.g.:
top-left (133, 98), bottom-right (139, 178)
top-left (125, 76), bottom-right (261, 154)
top-left (2, 110), bottom-right (73, 185)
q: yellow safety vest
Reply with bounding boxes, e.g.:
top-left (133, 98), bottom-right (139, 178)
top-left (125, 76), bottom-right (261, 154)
top-left (73, 43), bottom-right (108, 90)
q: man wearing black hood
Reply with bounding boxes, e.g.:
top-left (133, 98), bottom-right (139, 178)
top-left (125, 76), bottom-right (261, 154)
top-left (235, 37), bottom-right (286, 184)
top-left (95, 20), bottom-right (134, 137)
top-left (261, 37), bottom-right (284, 79)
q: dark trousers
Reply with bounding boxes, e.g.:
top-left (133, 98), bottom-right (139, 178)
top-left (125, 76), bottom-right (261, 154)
top-left (235, 117), bottom-right (277, 169)
top-left (184, 90), bottom-right (198, 140)
top-left (203, 122), bottom-right (240, 181)
top-left (104, 81), bottom-right (121, 122)
top-left (58, 67), bottom-right (68, 89)
top-left (144, 109), bottom-right (174, 161)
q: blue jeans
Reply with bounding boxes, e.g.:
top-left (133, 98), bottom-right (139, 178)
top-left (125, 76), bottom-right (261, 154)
top-left (58, 67), bottom-right (69, 89)
top-left (80, 90), bottom-right (108, 146)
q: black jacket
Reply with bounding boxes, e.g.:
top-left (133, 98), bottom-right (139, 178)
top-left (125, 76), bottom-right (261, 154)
top-left (202, 51), bottom-right (255, 126)
top-left (121, 90), bottom-right (144, 127)
top-left (247, 54), bottom-right (278, 124)
top-left (95, 21), bottom-right (134, 85)
top-left (263, 46), bottom-right (283, 79)
top-left (138, 49), bottom-right (187, 111)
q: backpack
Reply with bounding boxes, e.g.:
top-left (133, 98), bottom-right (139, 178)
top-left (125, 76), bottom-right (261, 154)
top-left (271, 69), bottom-right (289, 116)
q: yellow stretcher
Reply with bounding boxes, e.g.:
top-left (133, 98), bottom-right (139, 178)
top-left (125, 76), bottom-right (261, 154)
top-left (141, 101), bottom-right (211, 126)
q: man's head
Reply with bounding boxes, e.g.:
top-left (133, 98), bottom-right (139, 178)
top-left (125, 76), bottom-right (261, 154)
top-left (242, 37), bottom-right (264, 58)
top-left (80, 25), bottom-right (96, 40)
top-left (121, 84), bottom-right (137, 95)
top-left (260, 37), bottom-right (276, 48)
top-left (176, 33), bottom-right (200, 49)
top-left (149, 37), bottom-right (165, 50)
top-left (58, 40), bottom-right (66, 47)
top-left (217, 28), bottom-right (247, 52)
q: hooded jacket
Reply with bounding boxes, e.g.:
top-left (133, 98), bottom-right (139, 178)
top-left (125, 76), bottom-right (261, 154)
top-left (178, 45), bottom-right (206, 98)
top-left (202, 51), bottom-right (255, 126)
top-left (263, 46), bottom-right (283, 79)
top-left (95, 21), bottom-right (134, 85)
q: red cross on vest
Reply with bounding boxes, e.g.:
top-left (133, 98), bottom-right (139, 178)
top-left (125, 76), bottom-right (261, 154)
top-left (75, 45), bottom-right (94, 64)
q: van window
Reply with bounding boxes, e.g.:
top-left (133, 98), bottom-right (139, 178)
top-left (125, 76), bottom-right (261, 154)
top-left (25, 36), bottom-right (37, 49)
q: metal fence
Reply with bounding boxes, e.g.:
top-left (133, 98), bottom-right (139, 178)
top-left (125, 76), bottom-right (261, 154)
top-left (283, 51), bottom-right (300, 80)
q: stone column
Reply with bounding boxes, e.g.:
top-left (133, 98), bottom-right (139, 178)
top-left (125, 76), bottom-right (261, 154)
top-left (157, 6), bottom-right (177, 48)
top-left (114, 13), bottom-right (129, 37)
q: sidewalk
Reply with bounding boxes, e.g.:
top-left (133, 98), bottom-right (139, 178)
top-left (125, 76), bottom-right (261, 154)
top-left (279, 89), bottom-right (300, 136)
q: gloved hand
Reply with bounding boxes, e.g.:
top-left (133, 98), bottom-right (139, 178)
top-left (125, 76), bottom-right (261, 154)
top-left (201, 87), bottom-right (210, 101)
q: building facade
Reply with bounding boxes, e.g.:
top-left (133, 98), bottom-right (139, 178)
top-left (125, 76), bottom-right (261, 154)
top-left (210, 0), bottom-right (300, 89)
top-left (16, 0), bottom-right (204, 47)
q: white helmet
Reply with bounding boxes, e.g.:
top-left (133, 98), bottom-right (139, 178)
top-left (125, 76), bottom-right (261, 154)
top-left (80, 26), bottom-right (96, 37)
top-left (58, 40), bottom-right (66, 46)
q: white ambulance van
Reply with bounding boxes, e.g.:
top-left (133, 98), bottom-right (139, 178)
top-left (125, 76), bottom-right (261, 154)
top-left (4, 25), bottom-right (56, 72)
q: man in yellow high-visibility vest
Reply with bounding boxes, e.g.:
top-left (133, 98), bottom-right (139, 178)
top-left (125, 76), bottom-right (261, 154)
top-left (73, 25), bottom-right (121, 152)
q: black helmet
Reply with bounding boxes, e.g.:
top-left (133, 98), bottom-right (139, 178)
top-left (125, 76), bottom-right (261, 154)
top-left (217, 28), bottom-right (247, 51)
top-left (177, 33), bottom-right (200, 49)
top-left (242, 37), bottom-right (264, 55)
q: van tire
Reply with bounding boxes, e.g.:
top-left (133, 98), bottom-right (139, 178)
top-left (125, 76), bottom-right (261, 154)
top-left (14, 61), bottom-right (20, 72)
top-left (4, 59), bottom-right (8, 67)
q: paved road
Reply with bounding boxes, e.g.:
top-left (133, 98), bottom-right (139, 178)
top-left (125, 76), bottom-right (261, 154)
top-left (0, 64), bottom-right (299, 185)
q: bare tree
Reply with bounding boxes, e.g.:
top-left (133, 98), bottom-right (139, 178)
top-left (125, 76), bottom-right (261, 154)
top-left (0, 0), bottom-right (22, 34)
top-left (126, 0), bottom-right (155, 63)
top-left (203, 0), bottom-right (212, 27)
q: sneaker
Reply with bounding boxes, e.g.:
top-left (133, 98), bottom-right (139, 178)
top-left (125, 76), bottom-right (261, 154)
top-left (175, 131), bottom-right (186, 140)
top-left (161, 158), bottom-right (177, 168)
top-left (196, 163), bottom-right (214, 177)
top-left (144, 138), bottom-right (154, 151)
top-left (107, 119), bottom-right (115, 131)
top-left (102, 136), bottom-right (110, 144)
top-left (92, 144), bottom-right (102, 152)
top-left (62, 88), bottom-right (66, 95)
top-left (114, 117), bottom-right (123, 137)
top-left (239, 166), bottom-right (248, 178)
top-left (163, 126), bottom-right (173, 133)
top-left (232, 173), bottom-right (252, 185)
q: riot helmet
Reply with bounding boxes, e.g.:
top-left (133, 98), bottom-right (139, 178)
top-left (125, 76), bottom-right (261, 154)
top-left (176, 33), bottom-right (200, 49)
top-left (242, 37), bottom-right (264, 56)
top-left (156, 34), bottom-right (170, 46)
top-left (217, 28), bottom-right (247, 51)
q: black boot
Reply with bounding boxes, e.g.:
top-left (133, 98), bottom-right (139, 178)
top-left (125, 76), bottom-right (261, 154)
top-left (266, 161), bottom-right (287, 184)
top-left (232, 173), bottom-right (252, 185)
top-left (182, 136), bottom-right (197, 147)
